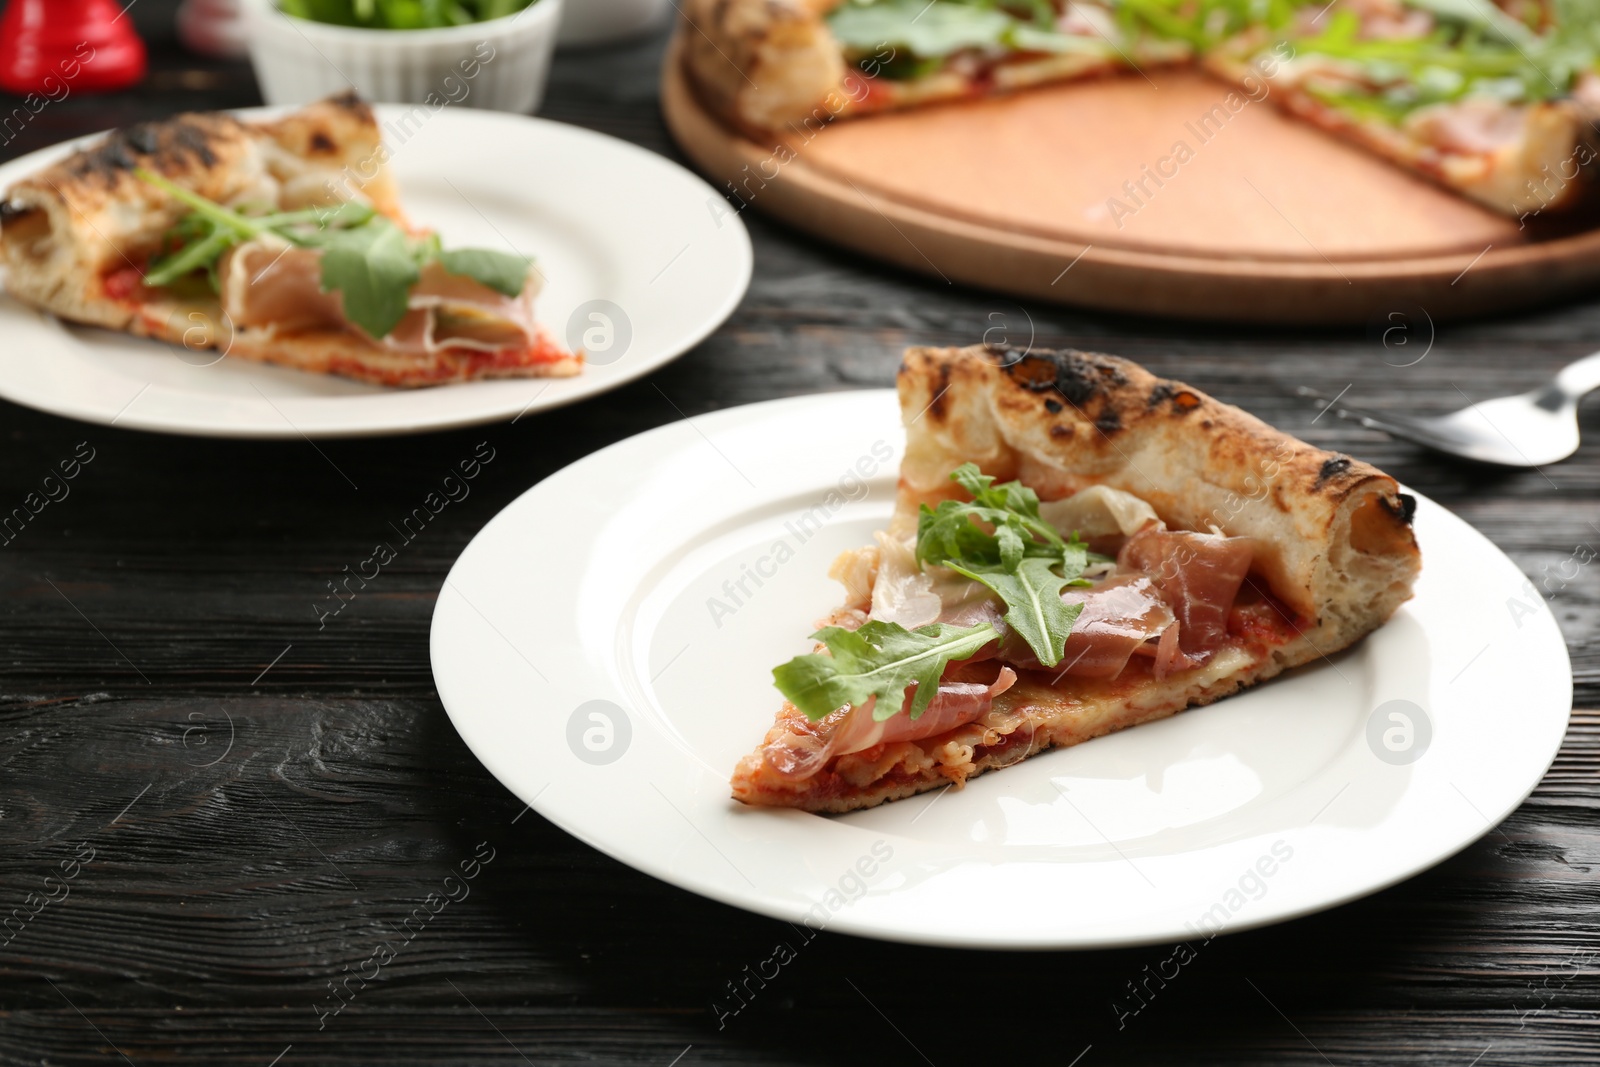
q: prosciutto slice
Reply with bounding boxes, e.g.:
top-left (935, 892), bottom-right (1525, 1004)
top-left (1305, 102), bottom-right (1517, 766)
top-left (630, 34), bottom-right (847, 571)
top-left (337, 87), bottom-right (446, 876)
top-left (1118, 527), bottom-right (1253, 654)
top-left (762, 668), bottom-right (1017, 781)
top-left (996, 576), bottom-right (1202, 679)
top-left (219, 241), bottom-right (537, 353)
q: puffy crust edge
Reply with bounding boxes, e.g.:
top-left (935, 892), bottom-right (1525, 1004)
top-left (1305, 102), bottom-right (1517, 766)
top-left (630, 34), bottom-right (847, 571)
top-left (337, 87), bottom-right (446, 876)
top-left (679, 0), bottom-right (850, 135)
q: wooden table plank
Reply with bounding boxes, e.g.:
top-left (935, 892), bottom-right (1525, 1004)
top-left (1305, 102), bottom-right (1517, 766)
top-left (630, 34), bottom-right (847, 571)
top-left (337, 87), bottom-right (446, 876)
top-left (0, 3), bottom-right (1595, 1064)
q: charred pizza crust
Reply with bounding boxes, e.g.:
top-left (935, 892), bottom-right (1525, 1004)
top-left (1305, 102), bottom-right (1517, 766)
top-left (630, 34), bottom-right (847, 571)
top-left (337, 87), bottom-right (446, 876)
top-left (680, 0), bottom-right (851, 136)
top-left (732, 345), bottom-right (1421, 813)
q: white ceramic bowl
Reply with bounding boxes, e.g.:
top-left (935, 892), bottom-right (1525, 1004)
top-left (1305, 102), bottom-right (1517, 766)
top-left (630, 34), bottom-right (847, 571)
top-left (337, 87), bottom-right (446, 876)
top-left (557, 0), bottom-right (669, 46)
top-left (240, 0), bottom-right (562, 113)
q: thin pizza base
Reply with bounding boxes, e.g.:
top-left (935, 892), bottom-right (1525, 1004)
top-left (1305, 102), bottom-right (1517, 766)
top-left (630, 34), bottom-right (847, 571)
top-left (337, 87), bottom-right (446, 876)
top-left (733, 345), bottom-right (1421, 813)
top-left (117, 294), bottom-right (581, 387)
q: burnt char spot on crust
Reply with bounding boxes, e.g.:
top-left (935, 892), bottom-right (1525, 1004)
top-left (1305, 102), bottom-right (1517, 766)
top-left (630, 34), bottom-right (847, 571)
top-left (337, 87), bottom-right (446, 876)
top-left (1382, 493), bottom-right (1418, 525)
top-left (990, 345), bottom-right (1128, 407)
top-left (929, 360), bottom-right (952, 420)
top-left (1146, 380), bottom-right (1203, 413)
top-left (1316, 455), bottom-right (1353, 487)
top-left (64, 116), bottom-right (224, 184)
top-left (327, 89), bottom-right (368, 111)
top-left (127, 127), bottom-right (159, 155)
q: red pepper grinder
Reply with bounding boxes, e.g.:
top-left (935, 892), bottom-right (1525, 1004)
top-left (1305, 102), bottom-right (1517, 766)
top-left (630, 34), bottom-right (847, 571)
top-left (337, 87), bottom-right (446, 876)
top-left (0, 0), bottom-right (147, 96)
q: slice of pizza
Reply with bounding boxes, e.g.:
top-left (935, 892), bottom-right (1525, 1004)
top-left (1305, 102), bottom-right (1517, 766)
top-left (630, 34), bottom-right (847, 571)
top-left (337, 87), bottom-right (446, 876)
top-left (682, 0), bottom-right (1193, 136)
top-left (732, 344), bottom-right (1421, 813)
top-left (0, 92), bottom-right (578, 387)
top-left (1203, 0), bottom-right (1600, 217)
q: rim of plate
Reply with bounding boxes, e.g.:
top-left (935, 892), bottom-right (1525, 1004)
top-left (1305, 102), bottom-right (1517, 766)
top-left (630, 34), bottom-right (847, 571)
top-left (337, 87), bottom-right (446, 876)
top-left (0, 105), bottom-right (751, 439)
top-left (431, 390), bottom-right (1573, 949)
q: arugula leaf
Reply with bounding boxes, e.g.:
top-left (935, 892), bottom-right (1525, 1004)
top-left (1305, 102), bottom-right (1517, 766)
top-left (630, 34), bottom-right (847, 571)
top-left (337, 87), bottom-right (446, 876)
top-left (144, 227), bottom-right (238, 289)
top-left (135, 168), bottom-right (264, 241)
top-left (916, 463), bottom-right (1070, 568)
top-left (828, 0), bottom-right (1013, 57)
top-left (279, 0), bottom-right (536, 28)
top-left (1403, 0), bottom-right (1534, 46)
top-left (438, 248), bottom-right (533, 298)
top-left (272, 200), bottom-right (378, 237)
top-left (828, 0), bottom-right (1117, 67)
top-left (773, 620), bottom-right (999, 722)
top-left (133, 172), bottom-right (531, 337)
top-left (1009, 23), bottom-right (1116, 54)
top-left (917, 464), bottom-right (1098, 666)
top-left (947, 559), bottom-right (1084, 667)
top-left (769, 468), bottom-right (1105, 716)
top-left (319, 219), bottom-right (421, 339)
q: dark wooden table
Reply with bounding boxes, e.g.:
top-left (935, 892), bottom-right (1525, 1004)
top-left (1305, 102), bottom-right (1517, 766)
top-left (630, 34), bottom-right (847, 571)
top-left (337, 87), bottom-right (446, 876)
top-left (2, 3), bottom-right (1596, 1064)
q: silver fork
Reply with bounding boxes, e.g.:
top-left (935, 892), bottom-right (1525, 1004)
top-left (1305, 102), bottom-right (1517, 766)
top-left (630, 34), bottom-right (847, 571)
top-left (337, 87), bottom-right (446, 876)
top-left (1297, 351), bottom-right (1600, 467)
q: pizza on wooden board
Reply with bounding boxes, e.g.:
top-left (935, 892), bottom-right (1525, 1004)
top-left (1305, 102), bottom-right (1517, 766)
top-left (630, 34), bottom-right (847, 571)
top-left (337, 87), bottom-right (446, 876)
top-left (731, 344), bottom-right (1421, 813)
top-left (0, 93), bottom-right (578, 387)
top-left (681, 0), bottom-right (1600, 216)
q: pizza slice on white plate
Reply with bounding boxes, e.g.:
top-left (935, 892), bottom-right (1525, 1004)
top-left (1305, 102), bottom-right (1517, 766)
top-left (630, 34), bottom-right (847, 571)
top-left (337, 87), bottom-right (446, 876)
top-left (733, 344), bottom-right (1421, 813)
top-left (0, 92), bottom-right (578, 387)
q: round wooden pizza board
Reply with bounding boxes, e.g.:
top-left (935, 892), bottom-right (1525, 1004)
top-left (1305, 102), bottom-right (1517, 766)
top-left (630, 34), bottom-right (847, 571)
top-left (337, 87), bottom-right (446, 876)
top-left (660, 33), bottom-right (1600, 324)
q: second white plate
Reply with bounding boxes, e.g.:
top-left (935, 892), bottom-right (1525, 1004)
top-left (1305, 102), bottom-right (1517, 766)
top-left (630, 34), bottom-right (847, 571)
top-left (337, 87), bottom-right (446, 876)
top-left (0, 106), bottom-right (751, 438)
top-left (431, 390), bottom-right (1572, 949)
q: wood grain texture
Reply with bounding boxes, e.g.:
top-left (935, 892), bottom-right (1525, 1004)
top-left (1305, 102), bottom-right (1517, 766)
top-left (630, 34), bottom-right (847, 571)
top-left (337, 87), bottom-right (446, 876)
top-left (0, 4), bottom-right (1597, 1064)
top-left (786, 70), bottom-right (1520, 259)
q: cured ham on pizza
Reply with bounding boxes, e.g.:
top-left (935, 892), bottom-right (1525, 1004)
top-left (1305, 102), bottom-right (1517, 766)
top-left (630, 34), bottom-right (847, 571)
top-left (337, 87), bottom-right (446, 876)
top-left (0, 93), bottom-right (578, 387)
top-left (681, 0), bottom-right (1600, 216)
top-left (732, 344), bottom-right (1421, 813)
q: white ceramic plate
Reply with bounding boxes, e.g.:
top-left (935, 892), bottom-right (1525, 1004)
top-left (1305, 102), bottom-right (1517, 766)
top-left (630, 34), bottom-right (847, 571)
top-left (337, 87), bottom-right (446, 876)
top-left (431, 391), bottom-right (1572, 949)
top-left (0, 106), bottom-right (750, 438)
